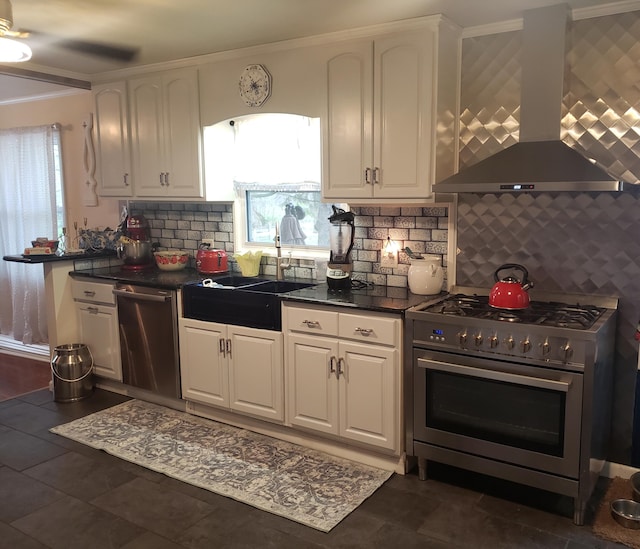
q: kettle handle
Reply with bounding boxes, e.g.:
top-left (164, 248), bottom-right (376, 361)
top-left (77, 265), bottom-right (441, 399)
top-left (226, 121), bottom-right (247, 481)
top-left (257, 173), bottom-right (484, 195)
top-left (494, 263), bottom-right (530, 285)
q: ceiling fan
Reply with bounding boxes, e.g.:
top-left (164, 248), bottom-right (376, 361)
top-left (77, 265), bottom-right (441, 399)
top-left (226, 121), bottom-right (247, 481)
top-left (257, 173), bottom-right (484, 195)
top-left (0, 0), bottom-right (138, 63)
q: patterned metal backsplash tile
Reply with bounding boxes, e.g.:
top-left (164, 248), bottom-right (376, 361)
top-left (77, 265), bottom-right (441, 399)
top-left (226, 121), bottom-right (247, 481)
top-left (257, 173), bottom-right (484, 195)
top-left (460, 11), bottom-right (640, 184)
top-left (456, 190), bottom-right (640, 464)
top-left (460, 31), bottom-right (521, 169)
top-left (564, 14), bottom-right (640, 184)
top-left (458, 11), bottom-right (640, 464)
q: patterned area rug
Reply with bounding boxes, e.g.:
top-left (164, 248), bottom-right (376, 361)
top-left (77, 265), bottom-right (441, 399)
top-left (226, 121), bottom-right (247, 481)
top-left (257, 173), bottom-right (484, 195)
top-left (592, 476), bottom-right (640, 549)
top-left (50, 400), bottom-right (392, 532)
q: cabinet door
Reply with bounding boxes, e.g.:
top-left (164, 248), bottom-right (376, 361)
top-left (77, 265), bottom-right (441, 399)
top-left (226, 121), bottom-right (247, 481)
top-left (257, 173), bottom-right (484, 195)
top-left (286, 333), bottom-right (339, 435)
top-left (93, 82), bottom-right (132, 197)
top-left (373, 31), bottom-right (435, 198)
top-left (162, 68), bottom-right (203, 198)
top-left (322, 40), bottom-right (373, 200)
top-left (338, 340), bottom-right (398, 451)
top-left (129, 75), bottom-right (165, 196)
top-left (228, 327), bottom-right (284, 422)
top-left (77, 304), bottom-right (122, 381)
top-left (179, 321), bottom-right (229, 408)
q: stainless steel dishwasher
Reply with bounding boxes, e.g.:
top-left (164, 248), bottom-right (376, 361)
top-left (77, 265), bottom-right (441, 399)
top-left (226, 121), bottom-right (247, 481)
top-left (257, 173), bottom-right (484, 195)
top-left (113, 283), bottom-right (181, 399)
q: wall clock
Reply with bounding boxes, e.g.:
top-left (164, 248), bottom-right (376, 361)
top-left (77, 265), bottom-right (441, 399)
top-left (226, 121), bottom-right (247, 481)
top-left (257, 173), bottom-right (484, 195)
top-left (238, 64), bottom-right (272, 107)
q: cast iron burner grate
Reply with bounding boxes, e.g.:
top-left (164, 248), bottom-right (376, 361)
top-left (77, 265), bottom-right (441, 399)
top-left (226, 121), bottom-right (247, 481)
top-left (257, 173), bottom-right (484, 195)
top-left (427, 295), bottom-right (604, 330)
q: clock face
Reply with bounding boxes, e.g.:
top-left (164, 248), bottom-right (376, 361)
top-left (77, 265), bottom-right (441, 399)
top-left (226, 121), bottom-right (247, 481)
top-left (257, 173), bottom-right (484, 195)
top-left (239, 64), bottom-right (272, 107)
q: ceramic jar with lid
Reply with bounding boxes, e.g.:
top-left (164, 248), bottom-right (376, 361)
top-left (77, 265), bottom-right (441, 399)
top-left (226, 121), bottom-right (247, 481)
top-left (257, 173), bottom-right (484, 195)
top-left (408, 255), bottom-right (444, 295)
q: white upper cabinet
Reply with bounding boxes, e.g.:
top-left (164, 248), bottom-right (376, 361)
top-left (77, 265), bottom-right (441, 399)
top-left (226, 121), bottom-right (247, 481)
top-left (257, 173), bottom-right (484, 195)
top-left (92, 81), bottom-right (133, 197)
top-left (323, 19), bottom-right (460, 202)
top-left (129, 68), bottom-right (203, 198)
top-left (91, 16), bottom-right (458, 203)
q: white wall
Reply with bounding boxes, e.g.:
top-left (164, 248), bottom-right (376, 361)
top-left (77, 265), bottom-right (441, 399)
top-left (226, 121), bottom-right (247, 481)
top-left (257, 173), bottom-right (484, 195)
top-left (0, 91), bottom-right (121, 234)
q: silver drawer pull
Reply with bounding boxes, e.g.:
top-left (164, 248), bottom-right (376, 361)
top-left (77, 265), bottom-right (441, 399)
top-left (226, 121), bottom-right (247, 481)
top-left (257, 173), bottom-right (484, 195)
top-left (87, 306), bottom-right (99, 314)
top-left (329, 355), bottom-right (337, 376)
top-left (303, 320), bottom-right (320, 328)
top-left (83, 290), bottom-right (96, 297)
top-left (355, 327), bottom-right (373, 336)
top-left (219, 337), bottom-right (226, 357)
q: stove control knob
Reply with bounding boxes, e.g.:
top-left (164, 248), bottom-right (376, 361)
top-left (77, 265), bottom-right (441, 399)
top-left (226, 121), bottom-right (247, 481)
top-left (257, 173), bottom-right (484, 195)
top-left (521, 338), bottom-right (531, 353)
top-left (458, 332), bottom-right (468, 347)
top-left (489, 335), bottom-right (499, 349)
top-left (474, 334), bottom-right (483, 347)
top-left (560, 342), bottom-right (573, 361)
top-left (540, 339), bottom-right (551, 356)
top-left (505, 336), bottom-right (515, 350)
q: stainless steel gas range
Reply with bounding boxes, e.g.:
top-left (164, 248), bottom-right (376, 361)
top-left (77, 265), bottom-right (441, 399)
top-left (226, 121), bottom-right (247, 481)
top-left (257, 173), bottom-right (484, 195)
top-left (404, 287), bottom-right (618, 525)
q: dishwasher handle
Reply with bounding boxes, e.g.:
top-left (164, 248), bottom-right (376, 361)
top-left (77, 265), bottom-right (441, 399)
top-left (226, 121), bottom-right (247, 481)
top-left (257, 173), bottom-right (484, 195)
top-left (113, 288), bottom-right (172, 303)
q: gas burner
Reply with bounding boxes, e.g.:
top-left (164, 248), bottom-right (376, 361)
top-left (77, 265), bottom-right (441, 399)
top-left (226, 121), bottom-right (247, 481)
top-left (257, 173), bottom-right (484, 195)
top-left (553, 306), bottom-right (600, 328)
top-left (496, 311), bottom-right (521, 323)
top-left (425, 294), bottom-right (605, 330)
top-left (434, 295), bottom-right (482, 316)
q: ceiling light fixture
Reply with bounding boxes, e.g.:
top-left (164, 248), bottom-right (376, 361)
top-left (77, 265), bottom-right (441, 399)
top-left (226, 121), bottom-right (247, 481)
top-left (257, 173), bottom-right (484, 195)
top-left (0, 35), bottom-right (31, 61)
top-left (0, 0), bottom-right (31, 62)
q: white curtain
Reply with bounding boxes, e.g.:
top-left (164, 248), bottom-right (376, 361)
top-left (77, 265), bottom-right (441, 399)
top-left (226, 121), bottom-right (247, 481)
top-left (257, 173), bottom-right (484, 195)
top-left (0, 125), bottom-right (60, 344)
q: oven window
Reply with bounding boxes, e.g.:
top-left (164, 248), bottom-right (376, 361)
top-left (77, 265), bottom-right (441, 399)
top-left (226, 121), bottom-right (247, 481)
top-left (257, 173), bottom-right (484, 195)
top-left (426, 371), bottom-right (566, 456)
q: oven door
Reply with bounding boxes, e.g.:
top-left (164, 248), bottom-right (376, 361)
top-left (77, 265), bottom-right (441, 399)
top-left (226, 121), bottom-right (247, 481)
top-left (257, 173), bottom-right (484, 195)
top-left (413, 348), bottom-right (583, 478)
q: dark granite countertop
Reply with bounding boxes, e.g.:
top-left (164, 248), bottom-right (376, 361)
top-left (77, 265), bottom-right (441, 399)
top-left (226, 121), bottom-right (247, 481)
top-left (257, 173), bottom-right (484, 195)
top-left (3, 250), bottom-right (118, 263)
top-left (68, 265), bottom-right (434, 313)
top-left (281, 283), bottom-right (433, 314)
top-left (70, 265), bottom-right (205, 290)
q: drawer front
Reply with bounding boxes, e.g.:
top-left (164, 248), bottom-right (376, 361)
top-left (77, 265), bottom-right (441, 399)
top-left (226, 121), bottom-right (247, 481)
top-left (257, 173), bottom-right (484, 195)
top-left (71, 279), bottom-right (116, 305)
top-left (339, 312), bottom-right (399, 347)
top-left (285, 305), bottom-right (339, 337)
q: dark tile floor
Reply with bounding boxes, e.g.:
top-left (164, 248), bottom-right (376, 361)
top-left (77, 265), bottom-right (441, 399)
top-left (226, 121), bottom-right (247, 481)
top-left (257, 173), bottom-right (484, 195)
top-left (0, 388), bottom-right (627, 548)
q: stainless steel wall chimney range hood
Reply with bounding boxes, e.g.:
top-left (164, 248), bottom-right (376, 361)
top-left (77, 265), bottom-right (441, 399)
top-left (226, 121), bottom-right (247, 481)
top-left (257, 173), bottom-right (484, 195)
top-left (434, 3), bottom-right (625, 193)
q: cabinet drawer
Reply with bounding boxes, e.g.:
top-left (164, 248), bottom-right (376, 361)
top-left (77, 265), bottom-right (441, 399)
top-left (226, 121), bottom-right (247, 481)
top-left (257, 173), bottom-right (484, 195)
top-left (71, 279), bottom-right (116, 305)
top-left (286, 305), bottom-right (339, 336)
top-left (339, 312), bottom-right (399, 347)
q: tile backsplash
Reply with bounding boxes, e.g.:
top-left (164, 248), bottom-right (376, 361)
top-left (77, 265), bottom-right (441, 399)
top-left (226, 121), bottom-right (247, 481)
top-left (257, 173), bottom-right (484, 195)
top-left (129, 201), bottom-right (449, 288)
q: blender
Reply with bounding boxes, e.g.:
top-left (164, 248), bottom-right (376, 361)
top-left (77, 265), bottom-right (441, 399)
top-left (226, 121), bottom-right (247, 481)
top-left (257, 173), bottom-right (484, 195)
top-left (327, 206), bottom-right (355, 292)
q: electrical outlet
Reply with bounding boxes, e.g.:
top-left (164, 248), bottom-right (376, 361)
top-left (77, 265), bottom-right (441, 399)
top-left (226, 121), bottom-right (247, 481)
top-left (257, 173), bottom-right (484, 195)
top-left (201, 238), bottom-right (215, 247)
top-left (380, 251), bottom-right (398, 269)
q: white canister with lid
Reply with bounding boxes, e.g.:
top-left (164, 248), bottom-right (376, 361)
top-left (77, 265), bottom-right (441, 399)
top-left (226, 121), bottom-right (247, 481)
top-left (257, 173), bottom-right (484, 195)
top-left (408, 255), bottom-right (444, 295)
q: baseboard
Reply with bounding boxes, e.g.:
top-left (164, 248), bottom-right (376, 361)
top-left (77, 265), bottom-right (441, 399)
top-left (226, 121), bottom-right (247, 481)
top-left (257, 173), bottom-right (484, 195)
top-left (0, 335), bottom-right (49, 362)
top-left (603, 461), bottom-right (640, 479)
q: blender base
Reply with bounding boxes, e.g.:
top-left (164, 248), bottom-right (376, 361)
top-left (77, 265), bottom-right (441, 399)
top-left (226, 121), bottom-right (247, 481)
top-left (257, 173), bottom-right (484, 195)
top-left (327, 274), bottom-right (351, 292)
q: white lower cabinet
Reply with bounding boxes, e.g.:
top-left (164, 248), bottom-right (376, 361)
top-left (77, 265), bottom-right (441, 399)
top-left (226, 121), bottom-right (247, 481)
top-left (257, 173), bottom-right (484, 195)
top-left (71, 280), bottom-right (122, 381)
top-left (179, 318), bottom-right (284, 422)
top-left (284, 303), bottom-right (401, 452)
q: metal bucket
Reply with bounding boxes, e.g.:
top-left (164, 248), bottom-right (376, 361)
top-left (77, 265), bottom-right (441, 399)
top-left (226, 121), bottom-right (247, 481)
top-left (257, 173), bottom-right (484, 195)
top-left (51, 343), bottom-right (94, 402)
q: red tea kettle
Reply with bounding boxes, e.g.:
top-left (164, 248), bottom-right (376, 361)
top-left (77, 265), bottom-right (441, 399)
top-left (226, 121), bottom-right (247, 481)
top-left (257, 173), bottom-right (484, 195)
top-left (489, 264), bottom-right (534, 309)
top-left (196, 243), bottom-right (228, 274)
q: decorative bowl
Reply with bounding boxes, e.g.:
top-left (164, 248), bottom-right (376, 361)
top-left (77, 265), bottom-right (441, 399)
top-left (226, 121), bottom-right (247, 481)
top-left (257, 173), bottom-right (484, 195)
top-left (632, 472), bottom-right (640, 503)
top-left (611, 498), bottom-right (640, 529)
top-left (154, 250), bottom-right (189, 271)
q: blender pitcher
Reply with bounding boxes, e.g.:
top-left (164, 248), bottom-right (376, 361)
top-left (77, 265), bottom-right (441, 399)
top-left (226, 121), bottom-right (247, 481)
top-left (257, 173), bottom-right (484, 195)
top-left (327, 206), bottom-right (355, 292)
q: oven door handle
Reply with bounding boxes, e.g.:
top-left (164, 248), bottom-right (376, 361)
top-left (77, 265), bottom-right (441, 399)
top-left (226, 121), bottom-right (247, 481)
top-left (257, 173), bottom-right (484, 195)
top-left (417, 358), bottom-right (571, 393)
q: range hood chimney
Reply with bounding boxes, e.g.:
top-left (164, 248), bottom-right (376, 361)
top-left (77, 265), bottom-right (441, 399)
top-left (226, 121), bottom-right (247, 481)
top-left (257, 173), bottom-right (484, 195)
top-left (434, 3), bottom-right (625, 193)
